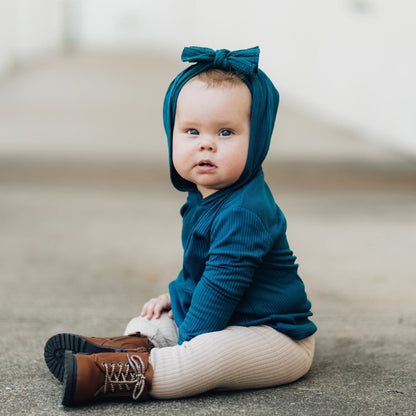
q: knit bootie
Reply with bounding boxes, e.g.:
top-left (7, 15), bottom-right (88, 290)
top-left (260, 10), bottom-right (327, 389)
top-left (62, 351), bottom-right (153, 406)
top-left (44, 332), bottom-right (152, 382)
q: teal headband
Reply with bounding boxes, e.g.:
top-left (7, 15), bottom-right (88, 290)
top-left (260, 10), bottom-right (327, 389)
top-left (163, 46), bottom-right (279, 193)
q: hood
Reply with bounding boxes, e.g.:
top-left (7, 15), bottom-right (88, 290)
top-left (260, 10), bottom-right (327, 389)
top-left (163, 46), bottom-right (279, 193)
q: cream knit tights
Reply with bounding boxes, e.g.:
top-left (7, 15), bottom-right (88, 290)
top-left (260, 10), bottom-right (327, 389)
top-left (124, 313), bottom-right (315, 399)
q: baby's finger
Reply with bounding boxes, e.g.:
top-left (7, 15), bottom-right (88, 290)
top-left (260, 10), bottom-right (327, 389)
top-left (140, 301), bottom-right (152, 316)
top-left (141, 298), bottom-right (157, 318)
top-left (153, 303), bottom-right (165, 319)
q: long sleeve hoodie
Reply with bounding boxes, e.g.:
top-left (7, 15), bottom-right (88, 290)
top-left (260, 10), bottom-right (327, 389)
top-left (163, 46), bottom-right (317, 344)
top-left (170, 171), bottom-right (317, 344)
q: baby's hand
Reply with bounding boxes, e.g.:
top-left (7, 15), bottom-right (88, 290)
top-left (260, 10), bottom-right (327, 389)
top-left (140, 293), bottom-right (173, 320)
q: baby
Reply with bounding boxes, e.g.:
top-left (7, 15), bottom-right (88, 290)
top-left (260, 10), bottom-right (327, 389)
top-left (44, 46), bottom-right (317, 406)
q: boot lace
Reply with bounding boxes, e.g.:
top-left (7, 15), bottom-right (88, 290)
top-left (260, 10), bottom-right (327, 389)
top-left (102, 354), bottom-right (146, 400)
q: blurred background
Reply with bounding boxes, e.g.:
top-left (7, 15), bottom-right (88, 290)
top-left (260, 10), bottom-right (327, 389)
top-left (1, 0), bottom-right (416, 320)
top-left (1, 0), bottom-right (416, 305)
top-left (1, 1), bottom-right (416, 413)
top-left (0, 0), bottom-right (416, 160)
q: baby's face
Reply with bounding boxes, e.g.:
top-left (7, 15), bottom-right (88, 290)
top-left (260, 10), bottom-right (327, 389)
top-left (172, 78), bottom-right (251, 198)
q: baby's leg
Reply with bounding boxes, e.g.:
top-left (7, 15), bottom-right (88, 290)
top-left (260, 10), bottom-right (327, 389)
top-left (149, 325), bottom-right (314, 399)
top-left (123, 313), bottom-right (178, 348)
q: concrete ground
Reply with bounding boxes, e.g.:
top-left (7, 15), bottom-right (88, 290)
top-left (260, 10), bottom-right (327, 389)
top-left (0, 52), bottom-right (415, 416)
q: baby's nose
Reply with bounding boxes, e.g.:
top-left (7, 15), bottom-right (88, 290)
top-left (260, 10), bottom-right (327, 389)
top-left (199, 141), bottom-right (217, 152)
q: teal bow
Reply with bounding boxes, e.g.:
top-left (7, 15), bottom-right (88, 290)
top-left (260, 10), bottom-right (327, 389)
top-left (181, 46), bottom-right (259, 75)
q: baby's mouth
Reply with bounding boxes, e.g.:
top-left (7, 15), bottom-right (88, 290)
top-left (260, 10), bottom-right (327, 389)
top-left (195, 160), bottom-right (217, 171)
top-left (197, 160), bottom-right (216, 168)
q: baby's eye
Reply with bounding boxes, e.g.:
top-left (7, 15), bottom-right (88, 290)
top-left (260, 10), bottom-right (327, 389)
top-left (187, 129), bottom-right (199, 135)
top-left (219, 129), bottom-right (233, 137)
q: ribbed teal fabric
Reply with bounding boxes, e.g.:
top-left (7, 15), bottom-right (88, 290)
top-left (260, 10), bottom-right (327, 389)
top-left (163, 46), bottom-right (317, 344)
top-left (170, 172), bottom-right (317, 344)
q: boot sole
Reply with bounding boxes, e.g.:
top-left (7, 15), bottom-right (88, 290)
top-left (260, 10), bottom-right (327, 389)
top-left (62, 351), bottom-right (77, 407)
top-left (44, 333), bottom-right (128, 382)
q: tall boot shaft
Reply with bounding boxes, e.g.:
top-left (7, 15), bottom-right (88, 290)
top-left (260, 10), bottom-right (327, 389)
top-left (63, 351), bottom-right (153, 406)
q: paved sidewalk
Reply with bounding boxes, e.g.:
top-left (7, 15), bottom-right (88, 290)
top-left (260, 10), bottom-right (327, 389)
top-left (0, 52), bottom-right (415, 415)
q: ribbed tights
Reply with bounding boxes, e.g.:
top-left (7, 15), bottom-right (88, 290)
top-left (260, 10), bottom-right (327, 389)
top-left (124, 313), bottom-right (314, 399)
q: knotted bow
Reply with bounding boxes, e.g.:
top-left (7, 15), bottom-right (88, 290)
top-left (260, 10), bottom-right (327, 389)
top-left (181, 46), bottom-right (259, 75)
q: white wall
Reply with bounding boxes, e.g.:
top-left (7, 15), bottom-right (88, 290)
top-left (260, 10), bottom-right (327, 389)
top-left (258, 1), bottom-right (416, 155)
top-left (0, 0), bottom-right (65, 74)
top-left (72, 0), bottom-right (416, 155)
top-left (1, 0), bottom-right (415, 154)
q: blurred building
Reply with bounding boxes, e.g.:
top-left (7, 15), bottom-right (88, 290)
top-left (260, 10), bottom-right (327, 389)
top-left (0, 0), bottom-right (415, 155)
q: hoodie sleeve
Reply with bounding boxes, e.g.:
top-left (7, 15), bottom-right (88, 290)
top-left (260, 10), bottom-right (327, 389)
top-left (177, 207), bottom-right (273, 344)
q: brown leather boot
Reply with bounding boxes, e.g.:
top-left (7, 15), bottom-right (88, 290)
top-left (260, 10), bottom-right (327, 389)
top-left (62, 351), bottom-right (153, 406)
top-left (44, 332), bottom-right (152, 382)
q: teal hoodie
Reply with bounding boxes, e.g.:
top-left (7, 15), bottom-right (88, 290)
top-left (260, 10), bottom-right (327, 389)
top-left (163, 47), bottom-right (317, 344)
